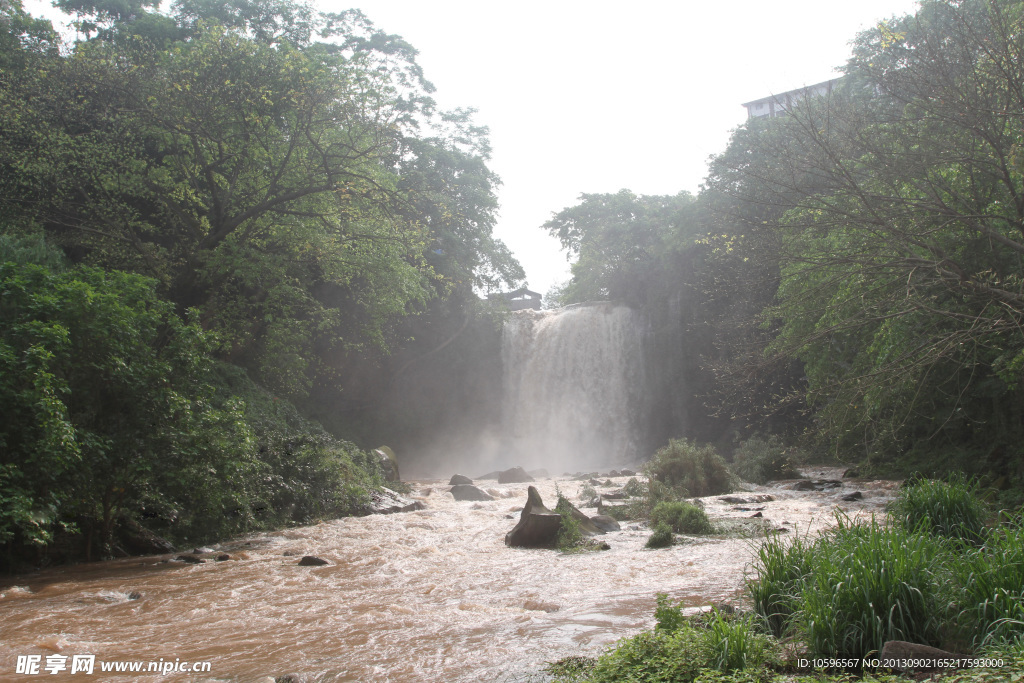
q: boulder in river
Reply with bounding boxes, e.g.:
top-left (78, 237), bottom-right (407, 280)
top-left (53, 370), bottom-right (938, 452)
top-left (368, 487), bottom-right (425, 514)
top-left (505, 487), bottom-right (607, 547)
top-left (527, 468), bottom-right (550, 479)
top-left (297, 556), bottom-right (329, 567)
top-left (449, 474), bottom-right (473, 485)
top-left (498, 466), bottom-right (535, 484)
top-left (373, 445), bottom-right (402, 483)
top-left (590, 515), bottom-right (621, 532)
top-left (718, 494), bottom-right (774, 504)
top-left (504, 487), bottom-right (563, 548)
top-left (450, 484), bottom-right (494, 501)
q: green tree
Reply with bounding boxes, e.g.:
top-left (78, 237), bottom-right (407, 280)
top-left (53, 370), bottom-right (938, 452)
top-left (1, 2), bottom-right (520, 400)
top-left (722, 0), bottom-right (1024, 470)
top-left (543, 189), bottom-right (695, 306)
top-left (0, 258), bottom-right (249, 556)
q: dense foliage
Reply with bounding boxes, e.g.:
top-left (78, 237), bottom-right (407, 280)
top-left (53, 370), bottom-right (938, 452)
top-left (546, 0), bottom-right (1024, 483)
top-left (0, 0), bottom-right (521, 567)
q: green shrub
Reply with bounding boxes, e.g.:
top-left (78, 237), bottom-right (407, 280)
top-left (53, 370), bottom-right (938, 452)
top-left (646, 439), bottom-right (734, 498)
top-left (887, 473), bottom-right (989, 543)
top-left (646, 522), bottom-right (675, 549)
top-left (655, 592), bottom-right (687, 632)
top-left (544, 655), bottom-right (596, 683)
top-left (578, 483), bottom-right (598, 504)
top-left (651, 500), bottom-right (715, 535)
top-left (585, 629), bottom-right (712, 682)
top-left (622, 477), bottom-right (645, 497)
top-left (555, 495), bottom-right (585, 552)
top-left (731, 435), bottom-right (801, 484)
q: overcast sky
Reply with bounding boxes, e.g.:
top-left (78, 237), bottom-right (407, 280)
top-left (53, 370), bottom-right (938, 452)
top-left (27, 0), bottom-right (922, 296)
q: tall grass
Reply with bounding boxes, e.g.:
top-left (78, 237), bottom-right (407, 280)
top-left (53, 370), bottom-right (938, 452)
top-left (747, 475), bottom-right (1024, 659)
top-left (954, 516), bottom-right (1024, 647)
top-left (886, 473), bottom-right (989, 543)
top-left (799, 515), bottom-right (946, 658)
top-left (746, 531), bottom-right (815, 638)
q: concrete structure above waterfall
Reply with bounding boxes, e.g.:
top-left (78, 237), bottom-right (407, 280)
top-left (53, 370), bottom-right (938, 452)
top-left (487, 287), bottom-right (542, 311)
top-left (742, 77), bottom-right (840, 119)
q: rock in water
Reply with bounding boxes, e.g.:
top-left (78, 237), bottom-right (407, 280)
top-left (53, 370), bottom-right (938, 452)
top-left (368, 487), bottom-right (425, 514)
top-left (373, 445), bottom-right (401, 483)
top-left (297, 556), bottom-right (329, 567)
top-left (498, 466), bottom-right (535, 484)
top-left (566, 502), bottom-right (604, 536)
top-left (449, 474), bottom-right (473, 485)
top-left (504, 487), bottom-right (563, 548)
top-left (450, 485), bottom-right (494, 501)
top-left (504, 486), bottom-right (607, 547)
top-left (590, 515), bottom-right (621, 532)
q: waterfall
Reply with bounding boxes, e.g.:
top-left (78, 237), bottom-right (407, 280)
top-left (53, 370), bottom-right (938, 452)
top-left (500, 303), bottom-right (648, 473)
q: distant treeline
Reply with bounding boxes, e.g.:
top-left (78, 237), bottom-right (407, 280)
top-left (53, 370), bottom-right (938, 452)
top-left (544, 0), bottom-right (1024, 482)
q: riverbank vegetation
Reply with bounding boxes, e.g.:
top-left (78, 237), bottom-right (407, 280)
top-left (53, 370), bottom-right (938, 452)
top-left (545, 477), bottom-right (1024, 683)
top-left (0, 0), bottom-right (522, 569)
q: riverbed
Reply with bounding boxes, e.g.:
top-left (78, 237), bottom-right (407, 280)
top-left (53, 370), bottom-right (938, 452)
top-left (0, 470), bottom-right (897, 682)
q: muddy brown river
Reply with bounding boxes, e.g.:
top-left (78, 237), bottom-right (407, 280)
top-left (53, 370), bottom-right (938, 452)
top-left (0, 470), bottom-right (898, 682)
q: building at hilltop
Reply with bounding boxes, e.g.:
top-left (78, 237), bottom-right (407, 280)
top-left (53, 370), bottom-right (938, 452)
top-left (742, 78), bottom-right (840, 119)
top-left (487, 287), bottom-right (542, 311)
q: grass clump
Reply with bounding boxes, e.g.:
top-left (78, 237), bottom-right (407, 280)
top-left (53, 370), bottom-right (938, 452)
top-left (887, 473), bottom-right (989, 543)
top-left (798, 515), bottom-right (945, 659)
top-left (646, 438), bottom-right (735, 498)
top-left (748, 513), bottom-right (948, 658)
top-left (646, 522), bottom-right (675, 548)
top-left (651, 500), bottom-right (715, 535)
top-left (953, 516), bottom-right (1024, 647)
top-left (746, 531), bottom-right (815, 639)
top-left (731, 435), bottom-right (802, 485)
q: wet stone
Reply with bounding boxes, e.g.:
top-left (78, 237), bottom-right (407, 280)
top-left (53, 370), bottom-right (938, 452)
top-left (297, 556), bottom-right (329, 567)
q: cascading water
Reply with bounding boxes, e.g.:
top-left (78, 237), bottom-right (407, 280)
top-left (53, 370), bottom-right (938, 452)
top-left (500, 303), bottom-right (648, 473)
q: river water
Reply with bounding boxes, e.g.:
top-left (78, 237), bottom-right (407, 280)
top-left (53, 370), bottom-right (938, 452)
top-left (0, 470), bottom-right (896, 682)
